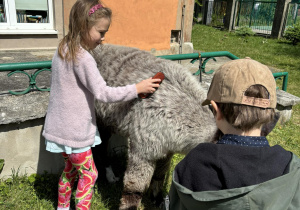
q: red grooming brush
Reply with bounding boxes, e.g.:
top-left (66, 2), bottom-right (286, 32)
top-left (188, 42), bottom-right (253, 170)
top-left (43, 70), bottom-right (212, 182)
top-left (138, 72), bottom-right (165, 99)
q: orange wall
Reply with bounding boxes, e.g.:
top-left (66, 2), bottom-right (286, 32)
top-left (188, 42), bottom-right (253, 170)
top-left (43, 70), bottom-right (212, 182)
top-left (63, 0), bottom-right (179, 51)
top-left (63, 0), bottom-right (75, 34)
top-left (101, 0), bottom-right (178, 51)
top-left (0, 0), bottom-right (193, 51)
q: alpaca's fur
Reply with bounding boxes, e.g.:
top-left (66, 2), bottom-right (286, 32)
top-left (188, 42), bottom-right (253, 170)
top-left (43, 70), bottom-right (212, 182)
top-left (92, 44), bottom-right (217, 209)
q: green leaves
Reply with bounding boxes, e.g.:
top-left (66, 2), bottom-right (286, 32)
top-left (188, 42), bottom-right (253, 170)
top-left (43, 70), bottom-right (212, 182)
top-left (0, 171), bottom-right (60, 209)
top-left (28, 174), bottom-right (37, 184)
top-left (284, 23), bottom-right (300, 45)
top-left (235, 26), bottom-right (255, 36)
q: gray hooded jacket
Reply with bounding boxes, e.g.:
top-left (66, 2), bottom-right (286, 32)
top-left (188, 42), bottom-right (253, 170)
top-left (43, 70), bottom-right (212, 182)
top-left (169, 154), bottom-right (300, 210)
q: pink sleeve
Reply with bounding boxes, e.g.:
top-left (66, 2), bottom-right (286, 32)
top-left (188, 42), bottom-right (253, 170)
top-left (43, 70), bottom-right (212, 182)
top-left (74, 51), bottom-right (137, 103)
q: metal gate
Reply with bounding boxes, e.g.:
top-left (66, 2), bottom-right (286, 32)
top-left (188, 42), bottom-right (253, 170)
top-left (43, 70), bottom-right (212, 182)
top-left (211, 0), bottom-right (227, 27)
top-left (285, 3), bottom-right (300, 27)
top-left (234, 0), bottom-right (299, 34)
top-left (235, 0), bottom-right (277, 34)
top-left (200, 0), bottom-right (300, 35)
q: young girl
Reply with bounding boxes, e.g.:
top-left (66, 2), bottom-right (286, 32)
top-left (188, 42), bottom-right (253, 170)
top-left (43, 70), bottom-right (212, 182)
top-left (42, 0), bottom-right (160, 209)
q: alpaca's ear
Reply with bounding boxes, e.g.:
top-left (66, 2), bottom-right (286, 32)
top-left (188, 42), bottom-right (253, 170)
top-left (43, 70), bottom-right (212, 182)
top-left (261, 112), bottom-right (280, 136)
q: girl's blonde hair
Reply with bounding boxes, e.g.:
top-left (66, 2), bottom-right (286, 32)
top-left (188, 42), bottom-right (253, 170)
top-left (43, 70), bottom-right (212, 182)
top-left (58, 0), bottom-right (112, 61)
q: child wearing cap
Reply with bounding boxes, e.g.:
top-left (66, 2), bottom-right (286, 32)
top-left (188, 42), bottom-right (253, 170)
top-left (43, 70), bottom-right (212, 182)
top-left (168, 58), bottom-right (300, 210)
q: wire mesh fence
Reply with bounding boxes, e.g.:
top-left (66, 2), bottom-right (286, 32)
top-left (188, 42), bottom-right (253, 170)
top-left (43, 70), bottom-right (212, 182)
top-left (198, 0), bottom-right (299, 35)
top-left (234, 1), bottom-right (277, 35)
top-left (211, 0), bottom-right (227, 27)
top-left (284, 3), bottom-right (300, 32)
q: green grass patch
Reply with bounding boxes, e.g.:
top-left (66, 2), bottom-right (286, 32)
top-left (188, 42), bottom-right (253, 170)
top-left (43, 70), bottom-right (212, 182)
top-left (0, 169), bottom-right (59, 209)
top-left (0, 156), bottom-right (162, 209)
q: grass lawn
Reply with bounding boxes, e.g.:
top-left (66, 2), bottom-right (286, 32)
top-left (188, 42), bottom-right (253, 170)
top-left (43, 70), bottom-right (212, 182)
top-left (1, 24), bottom-right (300, 209)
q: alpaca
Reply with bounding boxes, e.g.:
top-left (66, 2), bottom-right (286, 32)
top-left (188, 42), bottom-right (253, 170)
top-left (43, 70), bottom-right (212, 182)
top-left (92, 44), bottom-right (217, 209)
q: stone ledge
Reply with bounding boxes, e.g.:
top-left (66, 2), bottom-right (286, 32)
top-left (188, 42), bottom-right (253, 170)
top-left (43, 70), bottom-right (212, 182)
top-left (1, 88), bottom-right (299, 125)
top-left (276, 89), bottom-right (300, 107)
top-left (275, 89), bottom-right (300, 124)
top-left (0, 78), bottom-right (299, 126)
top-left (150, 42), bottom-right (194, 56)
top-left (0, 91), bottom-right (49, 125)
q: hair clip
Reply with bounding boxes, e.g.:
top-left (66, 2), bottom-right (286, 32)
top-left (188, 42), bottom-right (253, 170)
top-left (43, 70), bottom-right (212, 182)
top-left (89, 4), bottom-right (103, 16)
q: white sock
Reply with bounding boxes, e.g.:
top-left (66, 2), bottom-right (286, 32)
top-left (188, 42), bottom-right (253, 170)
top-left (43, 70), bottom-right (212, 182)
top-left (57, 207), bottom-right (69, 210)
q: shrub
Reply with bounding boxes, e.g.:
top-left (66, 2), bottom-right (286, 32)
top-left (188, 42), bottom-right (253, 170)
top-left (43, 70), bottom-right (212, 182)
top-left (284, 23), bottom-right (300, 45)
top-left (235, 26), bottom-right (255, 36)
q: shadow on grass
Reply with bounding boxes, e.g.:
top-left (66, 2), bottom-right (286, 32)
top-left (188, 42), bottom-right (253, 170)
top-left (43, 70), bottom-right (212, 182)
top-left (94, 153), bottom-right (163, 210)
top-left (32, 172), bottom-right (60, 209)
top-left (95, 154), bottom-right (126, 210)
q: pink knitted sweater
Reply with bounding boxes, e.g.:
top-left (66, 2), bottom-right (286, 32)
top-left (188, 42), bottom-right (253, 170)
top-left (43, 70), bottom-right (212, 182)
top-left (42, 47), bottom-right (137, 148)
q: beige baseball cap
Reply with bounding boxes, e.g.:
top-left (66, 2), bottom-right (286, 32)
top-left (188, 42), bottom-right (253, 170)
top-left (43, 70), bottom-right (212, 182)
top-left (202, 58), bottom-right (277, 108)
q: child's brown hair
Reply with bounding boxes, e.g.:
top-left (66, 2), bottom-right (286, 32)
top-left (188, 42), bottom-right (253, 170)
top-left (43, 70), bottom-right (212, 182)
top-left (58, 0), bottom-right (112, 61)
top-left (218, 85), bottom-right (275, 132)
top-left (203, 58), bottom-right (278, 139)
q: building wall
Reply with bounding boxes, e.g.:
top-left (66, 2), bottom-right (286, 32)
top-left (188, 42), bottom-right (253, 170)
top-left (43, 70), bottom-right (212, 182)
top-left (101, 0), bottom-right (178, 51)
top-left (63, 0), bottom-right (194, 52)
top-left (0, 0), bottom-right (64, 50)
top-left (0, 0), bottom-right (194, 52)
top-left (0, 118), bottom-right (64, 179)
top-left (175, 0), bottom-right (195, 43)
top-left (62, 0), bottom-right (75, 36)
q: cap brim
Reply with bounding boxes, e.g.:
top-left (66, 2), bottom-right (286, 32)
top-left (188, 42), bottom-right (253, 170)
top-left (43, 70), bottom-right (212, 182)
top-left (201, 99), bottom-right (211, 106)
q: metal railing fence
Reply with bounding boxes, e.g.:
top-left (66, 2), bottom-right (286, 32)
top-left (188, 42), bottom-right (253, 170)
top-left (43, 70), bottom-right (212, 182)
top-left (0, 61), bottom-right (51, 95)
top-left (0, 52), bottom-right (288, 95)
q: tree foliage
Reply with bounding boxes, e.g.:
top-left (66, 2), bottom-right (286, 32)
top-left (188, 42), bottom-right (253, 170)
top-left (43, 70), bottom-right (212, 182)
top-left (284, 23), bottom-right (300, 45)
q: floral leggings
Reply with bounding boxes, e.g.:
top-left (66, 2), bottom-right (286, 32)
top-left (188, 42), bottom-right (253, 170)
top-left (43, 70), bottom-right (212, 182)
top-left (58, 149), bottom-right (98, 210)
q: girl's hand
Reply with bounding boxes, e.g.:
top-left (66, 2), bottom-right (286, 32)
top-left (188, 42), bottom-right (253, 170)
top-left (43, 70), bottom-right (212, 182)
top-left (136, 77), bottom-right (161, 94)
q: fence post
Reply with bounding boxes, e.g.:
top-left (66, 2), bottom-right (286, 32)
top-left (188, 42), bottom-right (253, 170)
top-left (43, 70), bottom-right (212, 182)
top-left (202, 0), bottom-right (214, 25)
top-left (271, 0), bottom-right (292, 38)
top-left (224, 0), bottom-right (237, 31)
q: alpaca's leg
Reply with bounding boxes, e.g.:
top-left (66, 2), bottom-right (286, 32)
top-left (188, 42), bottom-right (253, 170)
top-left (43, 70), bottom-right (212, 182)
top-left (120, 153), bottom-right (155, 210)
top-left (149, 153), bottom-right (173, 206)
